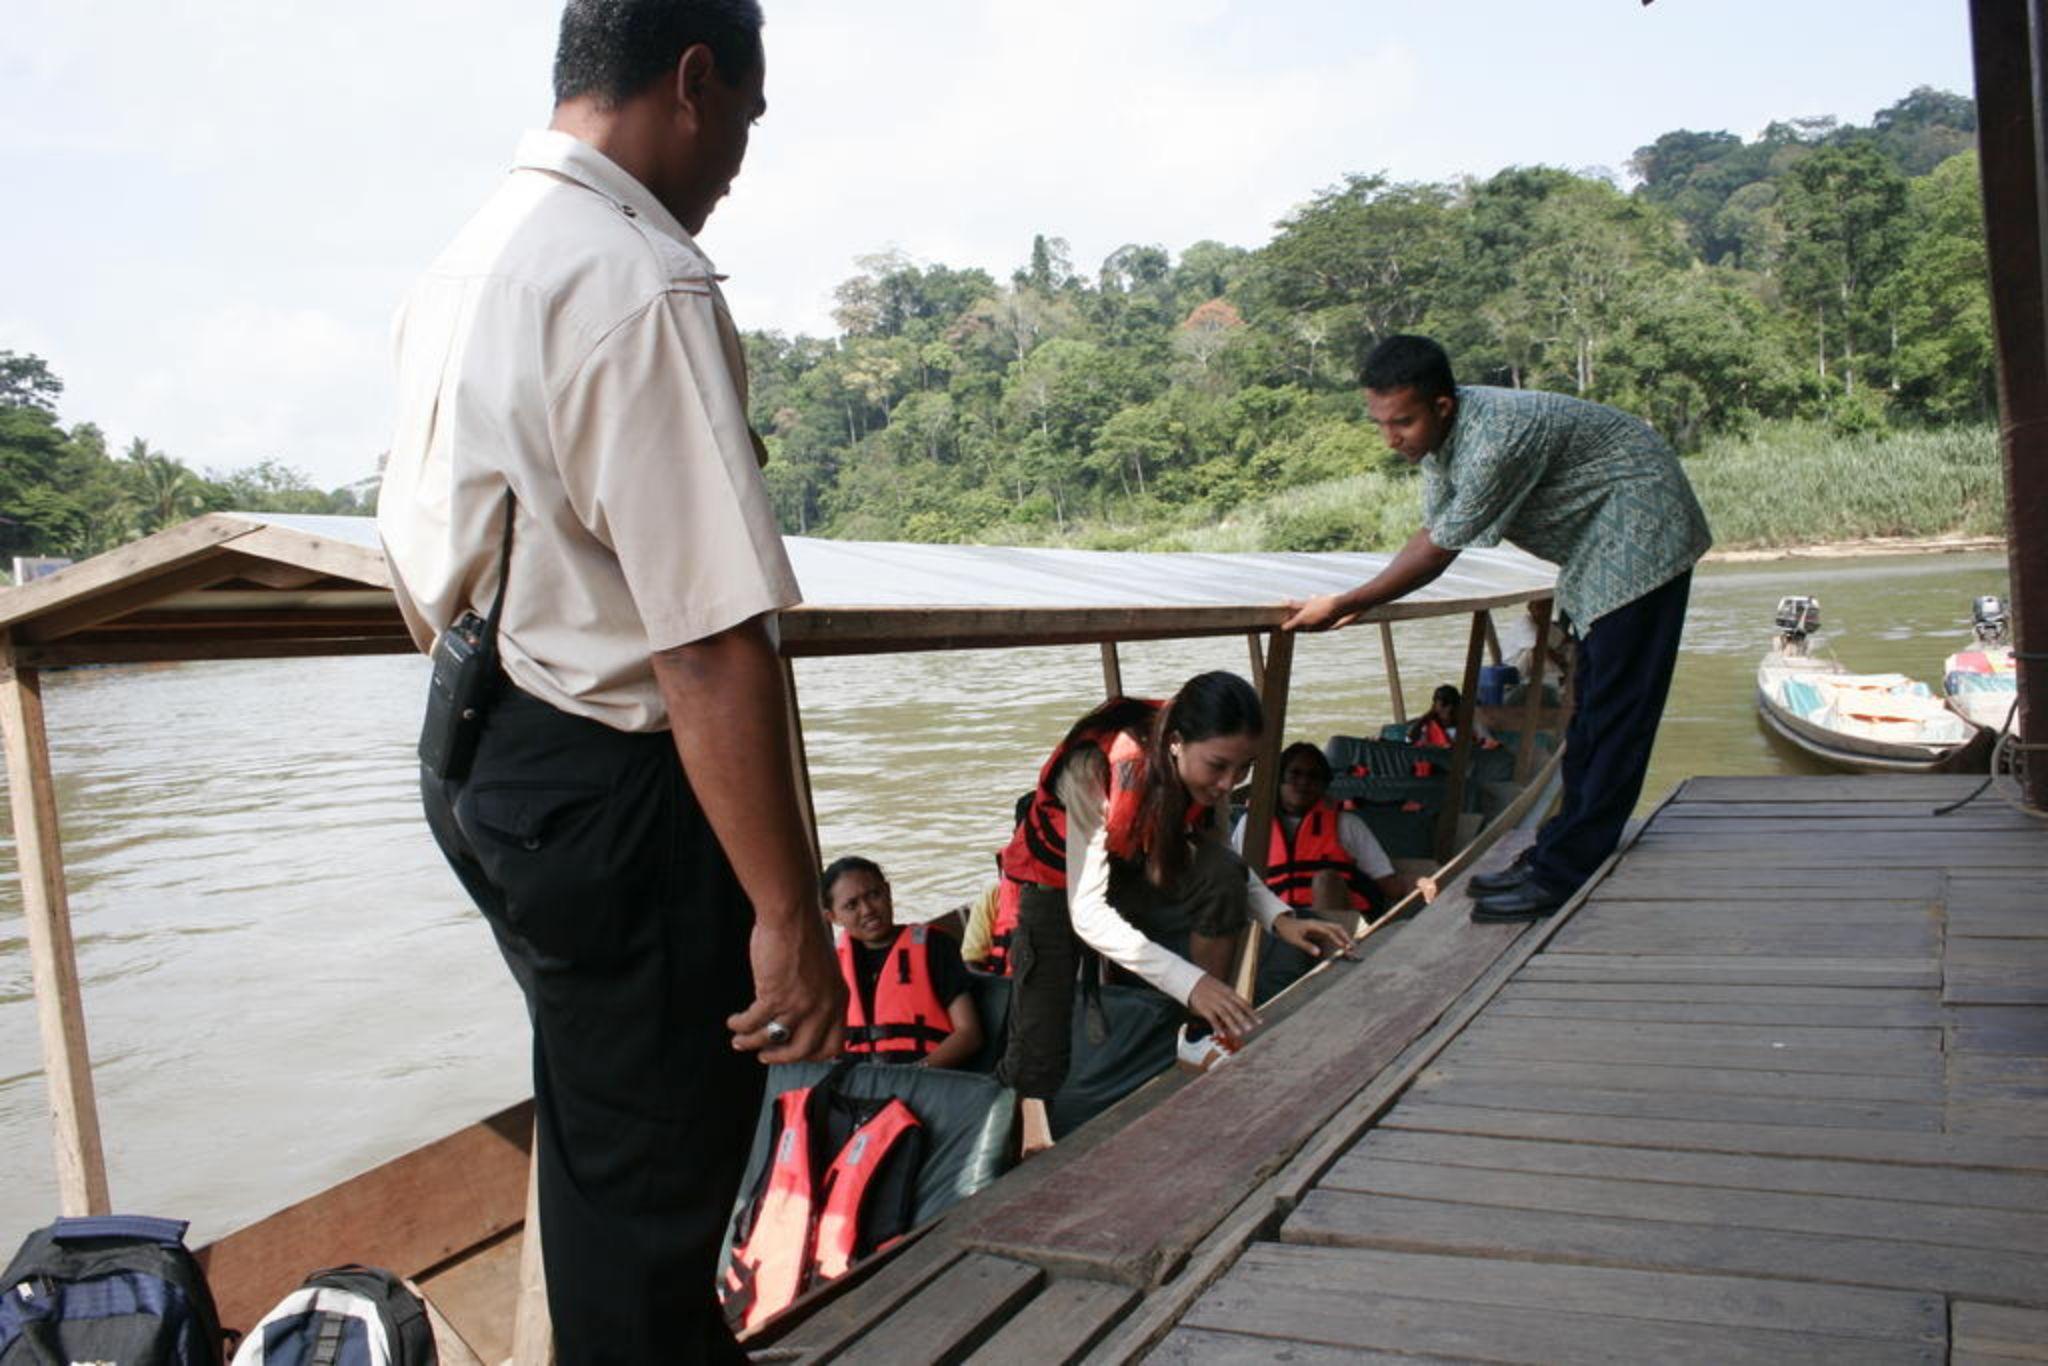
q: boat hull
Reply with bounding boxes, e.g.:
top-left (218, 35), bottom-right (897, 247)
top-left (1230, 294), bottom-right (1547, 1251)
top-left (1755, 679), bottom-right (1992, 774)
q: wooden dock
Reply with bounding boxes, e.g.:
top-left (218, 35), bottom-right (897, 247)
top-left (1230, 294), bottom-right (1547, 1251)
top-left (755, 776), bottom-right (2047, 1364)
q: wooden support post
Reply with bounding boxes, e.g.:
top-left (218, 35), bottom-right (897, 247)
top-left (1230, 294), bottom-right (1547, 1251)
top-left (1434, 613), bottom-right (1489, 862)
top-left (1234, 631), bottom-right (1294, 999)
top-left (1481, 612), bottom-right (1503, 666)
top-left (1971, 0), bottom-right (2048, 810)
top-left (509, 1127), bottom-right (553, 1366)
top-left (1378, 622), bottom-right (1406, 725)
top-left (0, 639), bottom-right (110, 1215)
top-left (781, 657), bottom-right (821, 868)
top-left (1099, 642), bottom-right (1123, 699)
top-left (1513, 598), bottom-right (1555, 785)
top-left (1245, 634), bottom-right (1265, 691)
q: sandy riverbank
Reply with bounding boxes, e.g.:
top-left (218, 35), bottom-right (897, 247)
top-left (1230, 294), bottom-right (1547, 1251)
top-left (1705, 533), bottom-right (2006, 564)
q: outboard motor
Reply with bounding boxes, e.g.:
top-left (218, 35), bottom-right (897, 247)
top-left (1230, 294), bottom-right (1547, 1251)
top-left (1774, 595), bottom-right (1821, 655)
top-left (1972, 595), bottom-right (2010, 646)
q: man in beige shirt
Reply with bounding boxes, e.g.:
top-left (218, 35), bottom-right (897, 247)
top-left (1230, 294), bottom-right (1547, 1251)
top-left (377, 2), bottom-right (840, 1359)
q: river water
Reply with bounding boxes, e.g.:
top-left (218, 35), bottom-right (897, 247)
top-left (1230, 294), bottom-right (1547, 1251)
top-left (0, 549), bottom-right (2011, 1244)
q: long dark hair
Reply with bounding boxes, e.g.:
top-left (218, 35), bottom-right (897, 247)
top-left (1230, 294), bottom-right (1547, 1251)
top-left (1139, 671), bottom-right (1263, 887)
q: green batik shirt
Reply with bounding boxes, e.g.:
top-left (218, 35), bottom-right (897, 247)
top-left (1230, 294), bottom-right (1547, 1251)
top-left (1420, 386), bottom-right (1712, 628)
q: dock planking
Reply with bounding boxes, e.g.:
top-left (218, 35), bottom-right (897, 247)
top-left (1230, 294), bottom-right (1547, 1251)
top-left (747, 775), bottom-right (2043, 1362)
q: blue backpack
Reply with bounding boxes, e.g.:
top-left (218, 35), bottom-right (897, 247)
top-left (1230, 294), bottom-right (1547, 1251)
top-left (0, 1214), bottom-right (224, 1365)
top-left (230, 1266), bottom-right (434, 1366)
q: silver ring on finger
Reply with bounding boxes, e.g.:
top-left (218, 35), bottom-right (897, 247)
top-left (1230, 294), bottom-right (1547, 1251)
top-left (764, 1019), bottom-right (792, 1046)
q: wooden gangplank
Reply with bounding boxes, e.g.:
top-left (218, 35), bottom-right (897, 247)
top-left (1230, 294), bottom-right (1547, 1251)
top-left (1150, 775), bottom-right (2048, 1364)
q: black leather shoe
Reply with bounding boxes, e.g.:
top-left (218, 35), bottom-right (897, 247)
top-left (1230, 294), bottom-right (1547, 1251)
top-left (1469, 862), bottom-right (1534, 896)
top-left (1471, 880), bottom-right (1568, 922)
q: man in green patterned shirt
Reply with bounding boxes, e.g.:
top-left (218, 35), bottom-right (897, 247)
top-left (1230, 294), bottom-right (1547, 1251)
top-left (1285, 334), bottom-right (1710, 920)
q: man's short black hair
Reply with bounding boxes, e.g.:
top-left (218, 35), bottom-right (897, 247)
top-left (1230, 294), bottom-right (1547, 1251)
top-left (1361, 334), bottom-right (1456, 401)
top-left (1279, 741), bottom-right (1333, 784)
top-left (553, 0), bottom-right (764, 107)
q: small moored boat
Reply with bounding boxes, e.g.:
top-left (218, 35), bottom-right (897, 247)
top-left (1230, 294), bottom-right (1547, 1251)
top-left (1944, 594), bottom-right (2022, 747)
top-left (1755, 595), bottom-right (1990, 774)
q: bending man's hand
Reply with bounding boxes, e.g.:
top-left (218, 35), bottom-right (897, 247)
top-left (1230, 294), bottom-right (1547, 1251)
top-left (1282, 593), bottom-right (1353, 633)
top-left (1274, 914), bottom-right (1355, 961)
top-left (728, 913), bottom-right (845, 1064)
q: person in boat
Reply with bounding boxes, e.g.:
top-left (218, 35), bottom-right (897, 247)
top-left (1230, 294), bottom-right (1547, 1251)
top-left (961, 870), bottom-right (1025, 976)
top-left (1406, 684), bottom-right (1496, 750)
top-left (1284, 334), bottom-right (1711, 922)
top-left (999, 672), bottom-right (1352, 1146)
top-left (1229, 742), bottom-right (1415, 1000)
top-left (824, 855), bottom-right (984, 1069)
top-left (377, 3), bottom-right (843, 1359)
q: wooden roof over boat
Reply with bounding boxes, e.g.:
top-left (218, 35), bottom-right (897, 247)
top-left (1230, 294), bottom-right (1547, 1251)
top-left (0, 511), bottom-right (1556, 668)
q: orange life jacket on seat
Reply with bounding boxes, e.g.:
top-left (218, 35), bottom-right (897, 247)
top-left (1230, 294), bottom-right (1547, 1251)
top-left (1001, 699), bottom-right (1202, 887)
top-left (982, 878), bottom-right (1023, 976)
top-left (839, 925), bottom-right (953, 1058)
top-left (719, 1080), bottom-right (924, 1332)
top-left (1264, 800), bottom-right (1373, 911)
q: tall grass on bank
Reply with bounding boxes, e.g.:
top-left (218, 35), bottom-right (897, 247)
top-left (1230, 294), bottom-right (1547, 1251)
top-left (1029, 420), bottom-right (2004, 555)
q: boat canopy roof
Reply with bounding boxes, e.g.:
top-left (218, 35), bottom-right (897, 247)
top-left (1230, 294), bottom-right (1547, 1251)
top-left (0, 512), bottom-right (1555, 668)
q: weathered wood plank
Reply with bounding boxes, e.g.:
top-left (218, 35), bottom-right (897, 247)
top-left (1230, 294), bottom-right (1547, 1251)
top-left (1196, 1243), bottom-right (1945, 1340)
top-left (1343, 1129), bottom-right (2048, 1209)
top-left (950, 843), bottom-right (1538, 1285)
top-left (1656, 801), bottom-right (2037, 826)
top-left (1947, 966), bottom-right (2048, 1006)
top-left (1952, 1302), bottom-right (2048, 1361)
top-left (1675, 775), bottom-right (1981, 802)
top-left (1409, 1071), bottom-right (1943, 1132)
top-left (966, 1277), bottom-right (1135, 1365)
top-left (1458, 1015), bottom-right (1940, 1054)
top-left (1282, 1189), bottom-right (2048, 1303)
top-left (1949, 1101), bottom-right (2048, 1136)
top-left (1948, 940), bottom-right (2048, 968)
top-left (1570, 900), bottom-right (1938, 925)
top-left (1505, 980), bottom-right (1940, 1008)
top-left (1381, 1101), bottom-right (2048, 1169)
top-left (1427, 1054), bottom-right (1946, 1104)
top-left (1549, 921), bottom-right (1941, 958)
top-left (1590, 869), bottom-right (1945, 899)
top-left (1487, 996), bottom-right (1947, 1028)
top-left (1518, 952), bottom-right (1941, 988)
top-left (1180, 1254), bottom-right (1941, 1364)
top-left (830, 1253), bottom-right (1042, 1366)
top-left (1315, 1156), bottom-right (2048, 1253)
top-left (1446, 1029), bottom-right (1945, 1079)
top-left (1145, 1328), bottom-right (1441, 1364)
top-left (1951, 1007), bottom-right (2048, 1056)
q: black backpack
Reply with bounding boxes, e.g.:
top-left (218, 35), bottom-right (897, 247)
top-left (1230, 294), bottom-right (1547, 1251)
top-left (230, 1266), bottom-right (435, 1366)
top-left (0, 1214), bottom-right (225, 1365)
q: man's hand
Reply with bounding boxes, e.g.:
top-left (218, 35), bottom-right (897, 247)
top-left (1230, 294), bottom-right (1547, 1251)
top-left (1188, 974), bottom-right (1260, 1042)
top-left (727, 912), bottom-right (845, 1064)
top-left (1282, 593), bottom-right (1353, 633)
top-left (1274, 914), bottom-right (1355, 961)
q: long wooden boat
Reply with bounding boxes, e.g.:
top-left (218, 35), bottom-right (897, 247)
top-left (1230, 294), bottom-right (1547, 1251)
top-left (0, 511), bottom-right (1560, 1360)
top-left (1755, 596), bottom-right (1990, 775)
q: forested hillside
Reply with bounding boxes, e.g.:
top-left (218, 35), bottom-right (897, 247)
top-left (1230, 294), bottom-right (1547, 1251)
top-left (1, 87), bottom-right (1991, 568)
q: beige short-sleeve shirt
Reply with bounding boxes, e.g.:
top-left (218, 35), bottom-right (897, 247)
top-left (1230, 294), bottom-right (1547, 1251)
top-left (378, 131), bottom-right (800, 732)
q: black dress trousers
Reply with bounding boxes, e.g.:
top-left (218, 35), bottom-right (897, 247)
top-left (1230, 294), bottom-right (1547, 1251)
top-left (422, 685), bottom-right (762, 1365)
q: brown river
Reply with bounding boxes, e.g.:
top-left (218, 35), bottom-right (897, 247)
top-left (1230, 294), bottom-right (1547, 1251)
top-left (0, 549), bottom-right (2012, 1244)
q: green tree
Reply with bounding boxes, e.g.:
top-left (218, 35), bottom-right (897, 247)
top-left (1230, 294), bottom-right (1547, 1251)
top-left (1777, 142), bottom-right (1911, 393)
top-left (1879, 151), bottom-right (1995, 421)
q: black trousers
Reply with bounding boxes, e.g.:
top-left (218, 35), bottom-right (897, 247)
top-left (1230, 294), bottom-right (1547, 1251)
top-left (421, 687), bottom-right (760, 1365)
top-left (997, 838), bottom-right (1247, 1099)
top-left (1528, 569), bottom-right (1693, 895)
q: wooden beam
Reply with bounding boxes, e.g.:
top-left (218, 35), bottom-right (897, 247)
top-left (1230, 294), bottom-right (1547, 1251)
top-left (1245, 634), bottom-right (1265, 691)
top-left (15, 553), bottom-right (274, 644)
top-left (1100, 642), bottom-right (1124, 699)
top-left (509, 1126), bottom-right (553, 1366)
top-left (1971, 0), bottom-right (2048, 810)
top-left (13, 635), bottom-right (418, 669)
top-left (0, 514), bottom-right (256, 631)
top-left (1435, 613), bottom-right (1489, 861)
top-left (1379, 622), bottom-right (1406, 725)
top-left (0, 638), bottom-right (109, 1216)
top-left (1514, 598), bottom-right (1555, 785)
top-left (1235, 631), bottom-right (1294, 998)
top-left (226, 522), bottom-right (391, 589)
top-left (1482, 612), bottom-right (1503, 666)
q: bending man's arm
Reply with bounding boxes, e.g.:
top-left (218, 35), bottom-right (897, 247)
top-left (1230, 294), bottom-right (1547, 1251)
top-left (1282, 526), bottom-right (1461, 632)
top-left (653, 614), bottom-right (845, 1064)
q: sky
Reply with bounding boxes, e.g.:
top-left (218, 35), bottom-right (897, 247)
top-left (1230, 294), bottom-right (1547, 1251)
top-left (1, 1), bottom-right (1977, 493)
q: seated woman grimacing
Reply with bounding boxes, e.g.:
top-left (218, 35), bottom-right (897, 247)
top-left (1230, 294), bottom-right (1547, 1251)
top-left (823, 856), bottom-right (984, 1071)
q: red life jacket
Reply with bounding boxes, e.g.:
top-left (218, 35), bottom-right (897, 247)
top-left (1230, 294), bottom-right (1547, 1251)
top-left (720, 1082), bottom-right (924, 1332)
top-left (982, 878), bottom-right (1023, 976)
top-left (1413, 716), bottom-right (1453, 750)
top-left (1264, 801), bottom-right (1373, 911)
top-left (839, 925), bottom-right (952, 1058)
top-left (1001, 699), bottom-right (1181, 887)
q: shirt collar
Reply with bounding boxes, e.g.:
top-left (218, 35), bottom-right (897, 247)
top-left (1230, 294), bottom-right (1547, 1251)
top-left (511, 129), bottom-right (718, 275)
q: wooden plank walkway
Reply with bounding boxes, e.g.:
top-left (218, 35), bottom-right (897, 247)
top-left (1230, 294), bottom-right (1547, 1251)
top-left (754, 777), bottom-right (2047, 1364)
top-left (1148, 776), bottom-right (2047, 1364)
